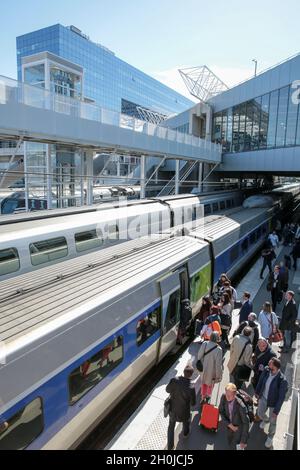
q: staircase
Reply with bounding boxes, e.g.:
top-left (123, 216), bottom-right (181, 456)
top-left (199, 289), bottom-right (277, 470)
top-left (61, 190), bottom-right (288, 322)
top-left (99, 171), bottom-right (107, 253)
top-left (157, 161), bottom-right (198, 197)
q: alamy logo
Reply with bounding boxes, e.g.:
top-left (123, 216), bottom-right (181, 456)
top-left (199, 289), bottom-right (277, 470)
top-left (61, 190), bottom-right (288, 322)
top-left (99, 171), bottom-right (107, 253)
top-left (291, 80), bottom-right (300, 105)
top-left (0, 341), bottom-right (6, 365)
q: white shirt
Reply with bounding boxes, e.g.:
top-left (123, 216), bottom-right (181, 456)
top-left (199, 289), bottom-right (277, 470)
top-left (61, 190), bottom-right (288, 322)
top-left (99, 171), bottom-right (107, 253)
top-left (263, 371), bottom-right (279, 400)
top-left (268, 233), bottom-right (279, 248)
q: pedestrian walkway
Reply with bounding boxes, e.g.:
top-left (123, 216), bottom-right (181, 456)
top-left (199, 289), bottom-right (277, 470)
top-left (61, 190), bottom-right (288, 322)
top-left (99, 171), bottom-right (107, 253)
top-left (107, 244), bottom-right (299, 451)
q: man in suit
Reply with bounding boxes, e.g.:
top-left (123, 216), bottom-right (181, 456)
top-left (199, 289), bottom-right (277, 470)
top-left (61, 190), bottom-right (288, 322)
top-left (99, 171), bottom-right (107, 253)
top-left (219, 383), bottom-right (250, 450)
top-left (166, 364), bottom-right (196, 450)
top-left (239, 292), bottom-right (253, 324)
top-left (279, 291), bottom-right (298, 353)
top-left (255, 358), bottom-right (288, 448)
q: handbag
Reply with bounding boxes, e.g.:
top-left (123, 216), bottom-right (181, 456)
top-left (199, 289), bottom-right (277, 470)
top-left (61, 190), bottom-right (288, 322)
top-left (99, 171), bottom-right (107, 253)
top-left (233, 340), bottom-right (252, 382)
top-left (268, 313), bottom-right (283, 343)
top-left (164, 396), bottom-right (172, 418)
top-left (196, 343), bottom-right (218, 372)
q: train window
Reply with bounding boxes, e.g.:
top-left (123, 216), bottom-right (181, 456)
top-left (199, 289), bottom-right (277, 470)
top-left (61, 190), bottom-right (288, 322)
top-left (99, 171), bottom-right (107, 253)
top-left (108, 225), bottom-right (119, 240)
top-left (164, 290), bottom-right (180, 333)
top-left (192, 207), bottom-right (197, 221)
top-left (204, 204), bottom-right (211, 215)
top-left (262, 224), bottom-right (267, 234)
top-left (229, 245), bottom-right (239, 264)
top-left (0, 248), bottom-right (20, 276)
top-left (69, 336), bottom-right (123, 405)
top-left (241, 239), bottom-right (249, 252)
top-left (75, 230), bottom-right (103, 253)
top-left (212, 203), bottom-right (219, 212)
top-left (220, 201), bottom-right (226, 210)
top-left (136, 306), bottom-right (161, 347)
top-left (231, 199), bottom-right (235, 207)
top-left (0, 398), bottom-right (43, 450)
top-left (30, 237), bottom-right (68, 266)
top-left (249, 232), bottom-right (256, 244)
top-left (226, 200), bottom-right (232, 209)
top-left (257, 227), bottom-right (262, 239)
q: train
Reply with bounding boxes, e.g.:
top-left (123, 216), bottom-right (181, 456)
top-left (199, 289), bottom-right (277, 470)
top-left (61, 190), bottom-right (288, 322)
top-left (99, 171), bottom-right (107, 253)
top-left (0, 185), bottom-right (298, 450)
top-left (0, 186), bottom-right (141, 215)
top-left (0, 190), bottom-right (245, 281)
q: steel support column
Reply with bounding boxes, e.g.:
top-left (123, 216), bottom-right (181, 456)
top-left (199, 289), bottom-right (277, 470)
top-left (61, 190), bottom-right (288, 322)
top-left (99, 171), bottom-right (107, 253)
top-left (175, 159), bottom-right (180, 195)
top-left (198, 162), bottom-right (204, 193)
top-left (140, 155), bottom-right (146, 199)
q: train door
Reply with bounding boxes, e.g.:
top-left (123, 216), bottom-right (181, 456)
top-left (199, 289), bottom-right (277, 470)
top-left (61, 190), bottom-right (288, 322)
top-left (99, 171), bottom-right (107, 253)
top-left (156, 265), bottom-right (190, 362)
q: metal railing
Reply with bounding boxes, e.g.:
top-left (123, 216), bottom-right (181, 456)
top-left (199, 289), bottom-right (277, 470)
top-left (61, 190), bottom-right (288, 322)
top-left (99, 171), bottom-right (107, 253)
top-left (0, 75), bottom-right (222, 158)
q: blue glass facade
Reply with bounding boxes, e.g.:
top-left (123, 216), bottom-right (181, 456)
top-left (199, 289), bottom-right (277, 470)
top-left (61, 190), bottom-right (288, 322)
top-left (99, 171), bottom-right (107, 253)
top-left (17, 24), bottom-right (193, 117)
top-left (212, 82), bottom-right (300, 154)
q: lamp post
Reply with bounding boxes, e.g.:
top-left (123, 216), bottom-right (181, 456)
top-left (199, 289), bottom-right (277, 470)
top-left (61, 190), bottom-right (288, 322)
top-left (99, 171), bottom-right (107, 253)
top-left (252, 59), bottom-right (258, 77)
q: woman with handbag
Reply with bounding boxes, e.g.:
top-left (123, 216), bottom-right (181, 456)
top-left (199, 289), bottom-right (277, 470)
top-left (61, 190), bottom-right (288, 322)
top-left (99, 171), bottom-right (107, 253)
top-left (197, 332), bottom-right (223, 405)
top-left (219, 293), bottom-right (233, 348)
top-left (258, 302), bottom-right (279, 342)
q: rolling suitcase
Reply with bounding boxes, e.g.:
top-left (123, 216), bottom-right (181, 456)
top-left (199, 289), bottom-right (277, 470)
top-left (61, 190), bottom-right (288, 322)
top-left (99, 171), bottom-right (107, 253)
top-left (199, 384), bottom-right (220, 432)
top-left (199, 403), bottom-right (219, 432)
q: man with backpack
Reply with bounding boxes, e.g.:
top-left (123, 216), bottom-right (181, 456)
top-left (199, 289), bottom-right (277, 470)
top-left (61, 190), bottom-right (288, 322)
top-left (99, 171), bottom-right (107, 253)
top-left (219, 383), bottom-right (250, 450)
top-left (255, 358), bottom-right (288, 449)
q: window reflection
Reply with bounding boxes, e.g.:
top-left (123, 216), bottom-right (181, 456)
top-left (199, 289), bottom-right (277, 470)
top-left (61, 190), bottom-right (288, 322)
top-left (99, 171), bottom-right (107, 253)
top-left (213, 83), bottom-right (300, 153)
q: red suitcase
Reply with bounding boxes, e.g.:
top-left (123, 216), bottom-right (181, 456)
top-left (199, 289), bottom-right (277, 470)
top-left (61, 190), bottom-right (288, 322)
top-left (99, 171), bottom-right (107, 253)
top-left (199, 403), bottom-right (219, 432)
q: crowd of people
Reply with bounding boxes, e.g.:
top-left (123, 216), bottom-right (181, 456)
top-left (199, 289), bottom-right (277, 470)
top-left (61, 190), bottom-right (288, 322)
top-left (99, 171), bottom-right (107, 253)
top-left (165, 226), bottom-right (300, 450)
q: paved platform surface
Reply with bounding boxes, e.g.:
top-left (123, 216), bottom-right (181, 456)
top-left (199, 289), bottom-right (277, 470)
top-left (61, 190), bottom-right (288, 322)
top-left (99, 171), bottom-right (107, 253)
top-left (107, 244), bottom-right (300, 451)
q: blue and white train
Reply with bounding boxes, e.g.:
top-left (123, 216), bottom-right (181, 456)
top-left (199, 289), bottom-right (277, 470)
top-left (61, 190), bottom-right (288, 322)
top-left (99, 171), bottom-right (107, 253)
top-left (0, 189), bottom-right (294, 450)
top-left (0, 190), bottom-right (244, 281)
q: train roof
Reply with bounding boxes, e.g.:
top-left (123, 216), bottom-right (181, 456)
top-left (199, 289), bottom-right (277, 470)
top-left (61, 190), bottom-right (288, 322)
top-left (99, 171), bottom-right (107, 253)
top-left (0, 201), bottom-right (168, 239)
top-left (0, 234), bottom-right (207, 347)
top-left (189, 207), bottom-right (273, 240)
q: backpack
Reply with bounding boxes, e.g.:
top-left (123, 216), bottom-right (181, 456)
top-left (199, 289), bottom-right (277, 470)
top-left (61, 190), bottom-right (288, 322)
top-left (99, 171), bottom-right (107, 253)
top-left (237, 390), bottom-right (255, 423)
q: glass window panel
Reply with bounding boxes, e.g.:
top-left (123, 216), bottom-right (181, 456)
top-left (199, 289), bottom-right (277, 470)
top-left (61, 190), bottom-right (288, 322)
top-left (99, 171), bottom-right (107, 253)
top-left (213, 113), bottom-right (222, 144)
top-left (275, 86), bottom-right (289, 147)
top-left (221, 111), bottom-right (228, 151)
top-left (30, 237), bottom-right (68, 266)
top-left (286, 85), bottom-right (298, 146)
top-left (0, 248), bottom-right (20, 276)
top-left (232, 106), bottom-right (240, 151)
top-left (267, 90), bottom-right (279, 148)
top-left (75, 230), bottom-right (103, 253)
top-left (245, 101), bottom-right (254, 151)
top-left (238, 103), bottom-right (246, 151)
top-left (0, 398), bottom-right (43, 450)
top-left (69, 336), bottom-right (123, 405)
top-left (136, 306), bottom-right (161, 346)
top-left (259, 94), bottom-right (270, 149)
top-left (164, 290), bottom-right (180, 332)
top-left (251, 97), bottom-right (262, 150)
top-left (226, 108), bottom-right (233, 152)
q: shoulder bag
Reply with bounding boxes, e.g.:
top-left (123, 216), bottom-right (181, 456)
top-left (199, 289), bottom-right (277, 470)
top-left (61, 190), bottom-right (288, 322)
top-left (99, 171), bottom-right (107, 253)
top-left (196, 343), bottom-right (218, 372)
top-left (268, 313), bottom-right (283, 343)
top-left (233, 340), bottom-right (252, 382)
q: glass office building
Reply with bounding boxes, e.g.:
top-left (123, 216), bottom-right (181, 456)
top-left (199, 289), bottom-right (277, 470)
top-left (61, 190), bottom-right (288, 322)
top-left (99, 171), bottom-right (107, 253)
top-left (17, 24), bottom-right (193, 118)
top-left (212, 83), bottom-right (300, 153)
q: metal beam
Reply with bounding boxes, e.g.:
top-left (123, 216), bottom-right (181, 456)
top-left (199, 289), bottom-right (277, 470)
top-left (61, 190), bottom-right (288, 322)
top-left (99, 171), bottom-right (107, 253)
top-left (140, 155), bottom-right (146, 199)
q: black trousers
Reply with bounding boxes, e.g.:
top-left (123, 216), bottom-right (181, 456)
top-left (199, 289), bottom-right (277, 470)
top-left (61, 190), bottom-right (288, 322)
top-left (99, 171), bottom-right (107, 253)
top-left (292, 256), bottom-right (298, 270)
top-left (167, 418), bottom-right (190, 450)
top-left (260, 259), bottom-right (272, 277)
top-left (271, 289), bottom-right (281, 312)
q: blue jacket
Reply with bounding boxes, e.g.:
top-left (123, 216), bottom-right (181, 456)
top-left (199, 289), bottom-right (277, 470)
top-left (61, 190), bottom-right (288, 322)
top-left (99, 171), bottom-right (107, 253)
top-left (255, 367), bottom-right (288, 415)
top-left (239, 300), bottom-right (253, 323)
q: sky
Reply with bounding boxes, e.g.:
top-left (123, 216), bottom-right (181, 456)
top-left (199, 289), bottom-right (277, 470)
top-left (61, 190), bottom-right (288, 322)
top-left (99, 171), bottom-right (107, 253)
top-left (1, 0), bottom-right (300, 99)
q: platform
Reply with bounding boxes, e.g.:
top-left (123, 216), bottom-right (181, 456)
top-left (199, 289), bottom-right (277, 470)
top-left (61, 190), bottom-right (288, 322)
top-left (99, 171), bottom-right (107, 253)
top-left (107, 244), bottom-right (300, 451)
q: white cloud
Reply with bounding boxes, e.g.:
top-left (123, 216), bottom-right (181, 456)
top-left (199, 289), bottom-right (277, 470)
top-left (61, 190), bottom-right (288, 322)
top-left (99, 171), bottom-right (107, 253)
top-left (151, 63), bottom-right (267, 100)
